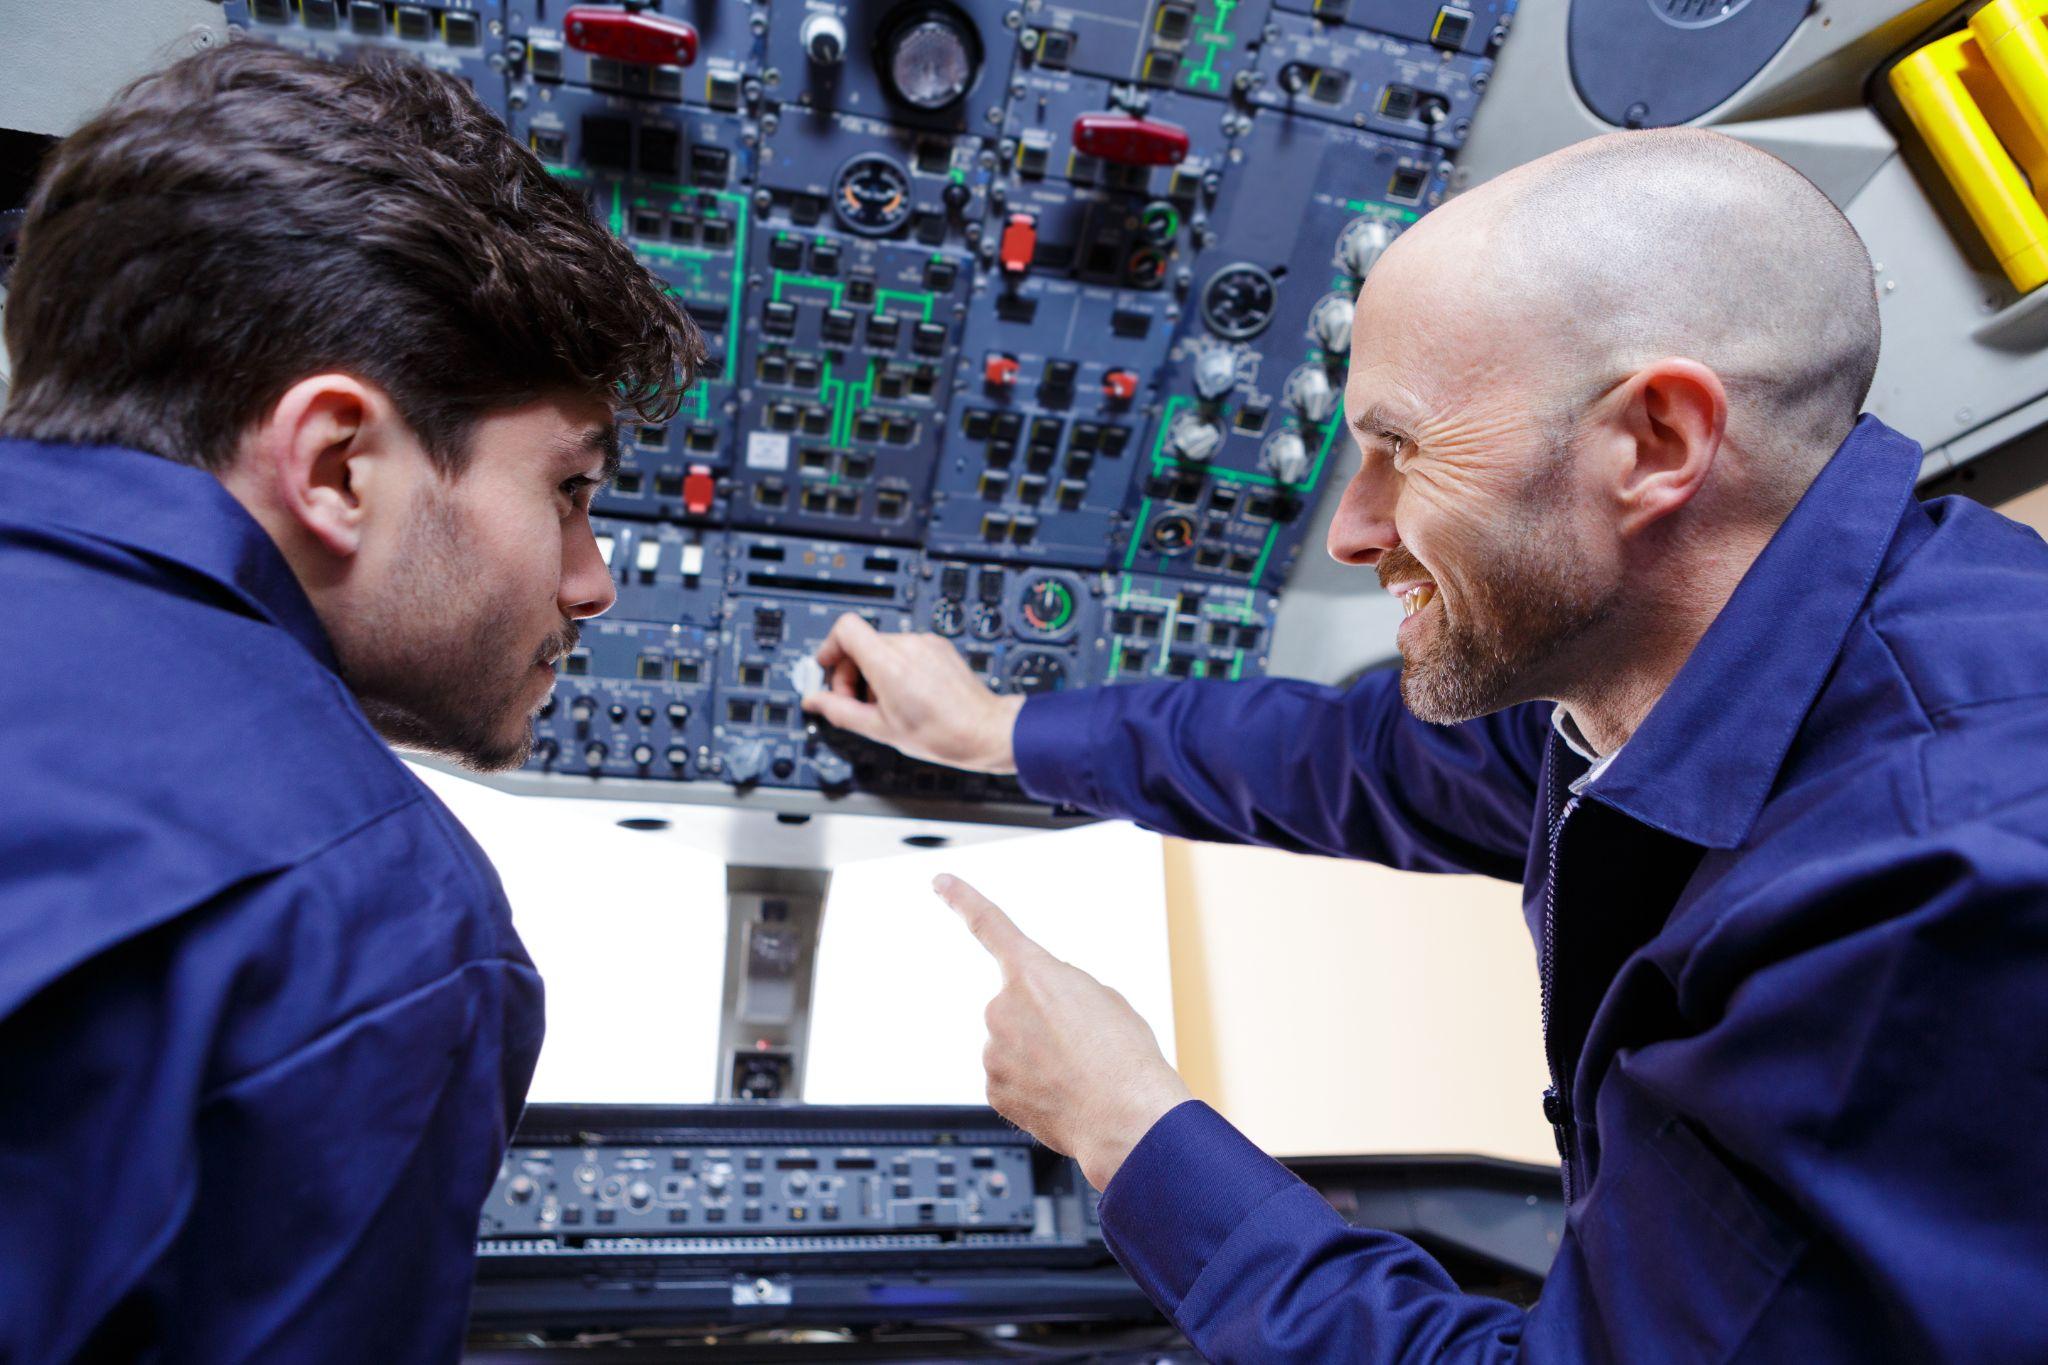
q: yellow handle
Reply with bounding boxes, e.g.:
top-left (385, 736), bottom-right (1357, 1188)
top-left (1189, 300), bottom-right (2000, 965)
top-left (1892, 31), bottom-right (2048, 292)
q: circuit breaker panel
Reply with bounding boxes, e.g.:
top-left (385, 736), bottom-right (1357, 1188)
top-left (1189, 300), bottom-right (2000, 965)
top-left (226, 0), bottom-right (1513, 804)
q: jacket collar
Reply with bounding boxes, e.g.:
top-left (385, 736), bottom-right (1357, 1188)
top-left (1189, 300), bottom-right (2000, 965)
top-left (2, 439), bottom-right (340, 674)
top-left (1583, 415), bottom-right (1924, 850)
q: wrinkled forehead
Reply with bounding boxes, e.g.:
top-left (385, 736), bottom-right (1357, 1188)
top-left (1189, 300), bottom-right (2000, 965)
top-left (1344, 210), bottom-right (1568, 434)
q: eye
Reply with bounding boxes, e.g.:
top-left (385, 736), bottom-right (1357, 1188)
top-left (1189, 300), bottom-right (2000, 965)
top-left (558, 475), bottom-right (604, 514)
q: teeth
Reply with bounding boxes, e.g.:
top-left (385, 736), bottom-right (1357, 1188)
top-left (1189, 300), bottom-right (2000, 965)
top-left (1401, 584), bottom-right (1437, 618)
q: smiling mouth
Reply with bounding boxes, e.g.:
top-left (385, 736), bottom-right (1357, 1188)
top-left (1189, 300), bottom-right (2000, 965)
top-left (1397, 582), bottom-right (1438, 618)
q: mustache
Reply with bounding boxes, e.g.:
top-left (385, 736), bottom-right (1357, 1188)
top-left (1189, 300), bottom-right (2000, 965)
top-left (1377, 545), bottom-right (1428, 592)
top-left (535, 620), bottom-right (581, 667)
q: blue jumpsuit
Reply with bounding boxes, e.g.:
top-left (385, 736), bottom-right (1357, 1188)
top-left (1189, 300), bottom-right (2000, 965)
top-left (1013, 417), bottom-right (2048, 1362)
top-left (0, 441), bottom-right (545, 1362)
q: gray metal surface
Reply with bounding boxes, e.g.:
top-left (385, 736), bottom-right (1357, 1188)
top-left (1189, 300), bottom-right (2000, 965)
top-left (716, 866), bottom-right (830, 1101)
top-left (0, 0), bottom-right (227, 138)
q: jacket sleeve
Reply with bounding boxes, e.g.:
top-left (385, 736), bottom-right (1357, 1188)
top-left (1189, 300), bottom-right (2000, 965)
top-left (163, 955), bottom-right (544, 1364)
top-left (1095, 817), bottom-right (2048, 1365)
top-left (0, 856), bottom-right (544, 1365)
top-left (1099, 1102), bottom-right (1566, 1365)
top-left (1013, 670), bottom-right (1550, 877)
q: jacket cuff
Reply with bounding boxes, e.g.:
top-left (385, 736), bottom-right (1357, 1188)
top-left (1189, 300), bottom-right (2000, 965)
top-left (1095, 1100), bottom-right (1300, 1312)
top-left (1011, 689), bottom-right (1108, 811)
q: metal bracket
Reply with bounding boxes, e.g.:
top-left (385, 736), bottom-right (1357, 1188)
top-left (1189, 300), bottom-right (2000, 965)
top-left (716, 865), bottom-right (831, 1101)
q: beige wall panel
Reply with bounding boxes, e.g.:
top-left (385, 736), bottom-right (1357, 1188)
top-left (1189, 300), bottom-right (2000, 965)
top-left (1164, 839), bottom-right (1557, 1166)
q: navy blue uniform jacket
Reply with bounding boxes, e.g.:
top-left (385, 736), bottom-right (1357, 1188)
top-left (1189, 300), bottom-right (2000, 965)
top-left (1013, 417), bottom-right (2048, 1361)
top-left (0, 441), bottom-right (545, 1362)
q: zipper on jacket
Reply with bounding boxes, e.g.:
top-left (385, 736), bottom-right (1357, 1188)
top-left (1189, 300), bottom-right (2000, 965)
top-left (1540, 752), bottom-right (1582, 1204)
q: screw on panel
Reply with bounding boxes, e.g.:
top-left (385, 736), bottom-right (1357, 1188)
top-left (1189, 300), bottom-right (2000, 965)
top-left (987, 107), bottom-right (1005, 125)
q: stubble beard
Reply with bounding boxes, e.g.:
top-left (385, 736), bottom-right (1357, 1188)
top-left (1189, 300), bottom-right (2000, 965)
top-left (339, 487), bottom-right (577, 772)
top-left (1393, 448), bottom-right (1616, 726)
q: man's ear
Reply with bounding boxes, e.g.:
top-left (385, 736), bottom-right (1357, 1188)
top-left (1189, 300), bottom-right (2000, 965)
top-left (242, 374), bottom-right (396, 558)
top-left (1606, 358), bottom-right (1727, 537)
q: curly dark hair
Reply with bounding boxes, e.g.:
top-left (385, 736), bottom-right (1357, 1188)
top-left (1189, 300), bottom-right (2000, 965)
top-left (0, 38), bottom-right (705, 474)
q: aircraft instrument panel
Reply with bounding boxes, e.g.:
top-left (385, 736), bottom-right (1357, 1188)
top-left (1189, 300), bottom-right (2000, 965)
top-left (225, 0), bottom-right (1513, 807)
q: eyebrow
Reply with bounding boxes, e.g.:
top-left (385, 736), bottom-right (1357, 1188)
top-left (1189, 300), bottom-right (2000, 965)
top-left (1347, 403), bottom-right (1411, 442)
top-left (563, 425), bottom-right (622, 483)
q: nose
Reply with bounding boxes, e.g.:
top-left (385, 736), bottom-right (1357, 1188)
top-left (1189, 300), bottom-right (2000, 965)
top-left (1326, 447), bottom-right (1401, 568)
top-left (560, 521), bottom-right (618, 621)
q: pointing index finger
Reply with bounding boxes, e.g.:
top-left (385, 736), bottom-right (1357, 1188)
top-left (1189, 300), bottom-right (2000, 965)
top-left (934, 874), bottom-right (1046, 977)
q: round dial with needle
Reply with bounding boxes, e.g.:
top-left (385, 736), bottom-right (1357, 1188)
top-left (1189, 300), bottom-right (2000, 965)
top-left (832, 153), bottom-right (914, 237)
top-left (1017, 575), bottom-right (1078, 640)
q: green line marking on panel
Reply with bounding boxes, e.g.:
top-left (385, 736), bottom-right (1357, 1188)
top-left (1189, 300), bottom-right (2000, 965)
top-left (874, 288), bottom-right (935, 321)
top-left (1342, 198), bottom-right (1422, 224)
top-left (1122, 499), bottom-right (1153, 570)
top-left (770, 271), bottom-right (846, 307)
top-left (1245, 522), bottom-right (1281, 589)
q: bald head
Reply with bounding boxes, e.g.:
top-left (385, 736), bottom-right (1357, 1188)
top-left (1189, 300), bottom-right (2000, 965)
top-left (1377, 128), bottom-right (1880, 506)
top-left (1330, 130), bottom-right (1886, 736)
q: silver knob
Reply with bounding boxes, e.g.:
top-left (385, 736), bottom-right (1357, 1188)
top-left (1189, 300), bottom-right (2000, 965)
top-left (627, 1180), bottom-right (653, 1209)
top-left (1192, 348), bottom-right (1237, 401)
top-left (508, 1175), bottom-right (537, 1204)
top-left (1337, 217), bottom-right (1398, 280)
top-left (1169, 412), bottom-right (1224, 464)
top-left (802, 12), bottom-right (847, 65)
top-left (1283, 364), bottom-right (1337, 424)
top-left (1309, 293), bottom-right (1355, 354)
top-left (1263, 429), bottom-right (1310, 485)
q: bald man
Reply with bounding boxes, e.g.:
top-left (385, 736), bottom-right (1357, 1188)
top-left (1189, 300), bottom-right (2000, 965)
top-left (804, 129), bottom-right (2048, 1360)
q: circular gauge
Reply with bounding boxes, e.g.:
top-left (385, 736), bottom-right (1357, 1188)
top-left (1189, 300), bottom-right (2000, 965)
top-left (1017, 575), bottom-right (1078, 641)
top-left (832, 153), bottom-right (915, 237)
top-left (1200, 262), bottom-right (1278, 340)
top-left (1148, 513), bottom-right (1197, 554)
top-left (1004, 649), bottom-right (1070, 695)
top-left (930, 597), bottom-right (965, 637)
top-left (878, 4), bottom-right (980, 111)
top-left (970, 602), bottom-right (1005, 640)
top-left (1124, 246), bottom-right (1168, 290)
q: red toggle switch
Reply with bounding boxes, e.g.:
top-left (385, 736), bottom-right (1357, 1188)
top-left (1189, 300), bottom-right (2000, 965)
top-left (1071, 113), bottom-right (1190, 167)
top-left (1102, 368), bottom-right (1140, 402)
top-left (984, 353), bottom-right (1021, 388)
top-left (683, 464), bottom-right (716, 515)
top-left (999, 213), bottom-right (1037, 275)
top-left (564, 5), bottom-right (699, 66)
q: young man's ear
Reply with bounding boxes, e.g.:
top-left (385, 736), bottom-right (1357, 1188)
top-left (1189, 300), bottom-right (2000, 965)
top-left (240, 375), bottom-right (401, 558)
